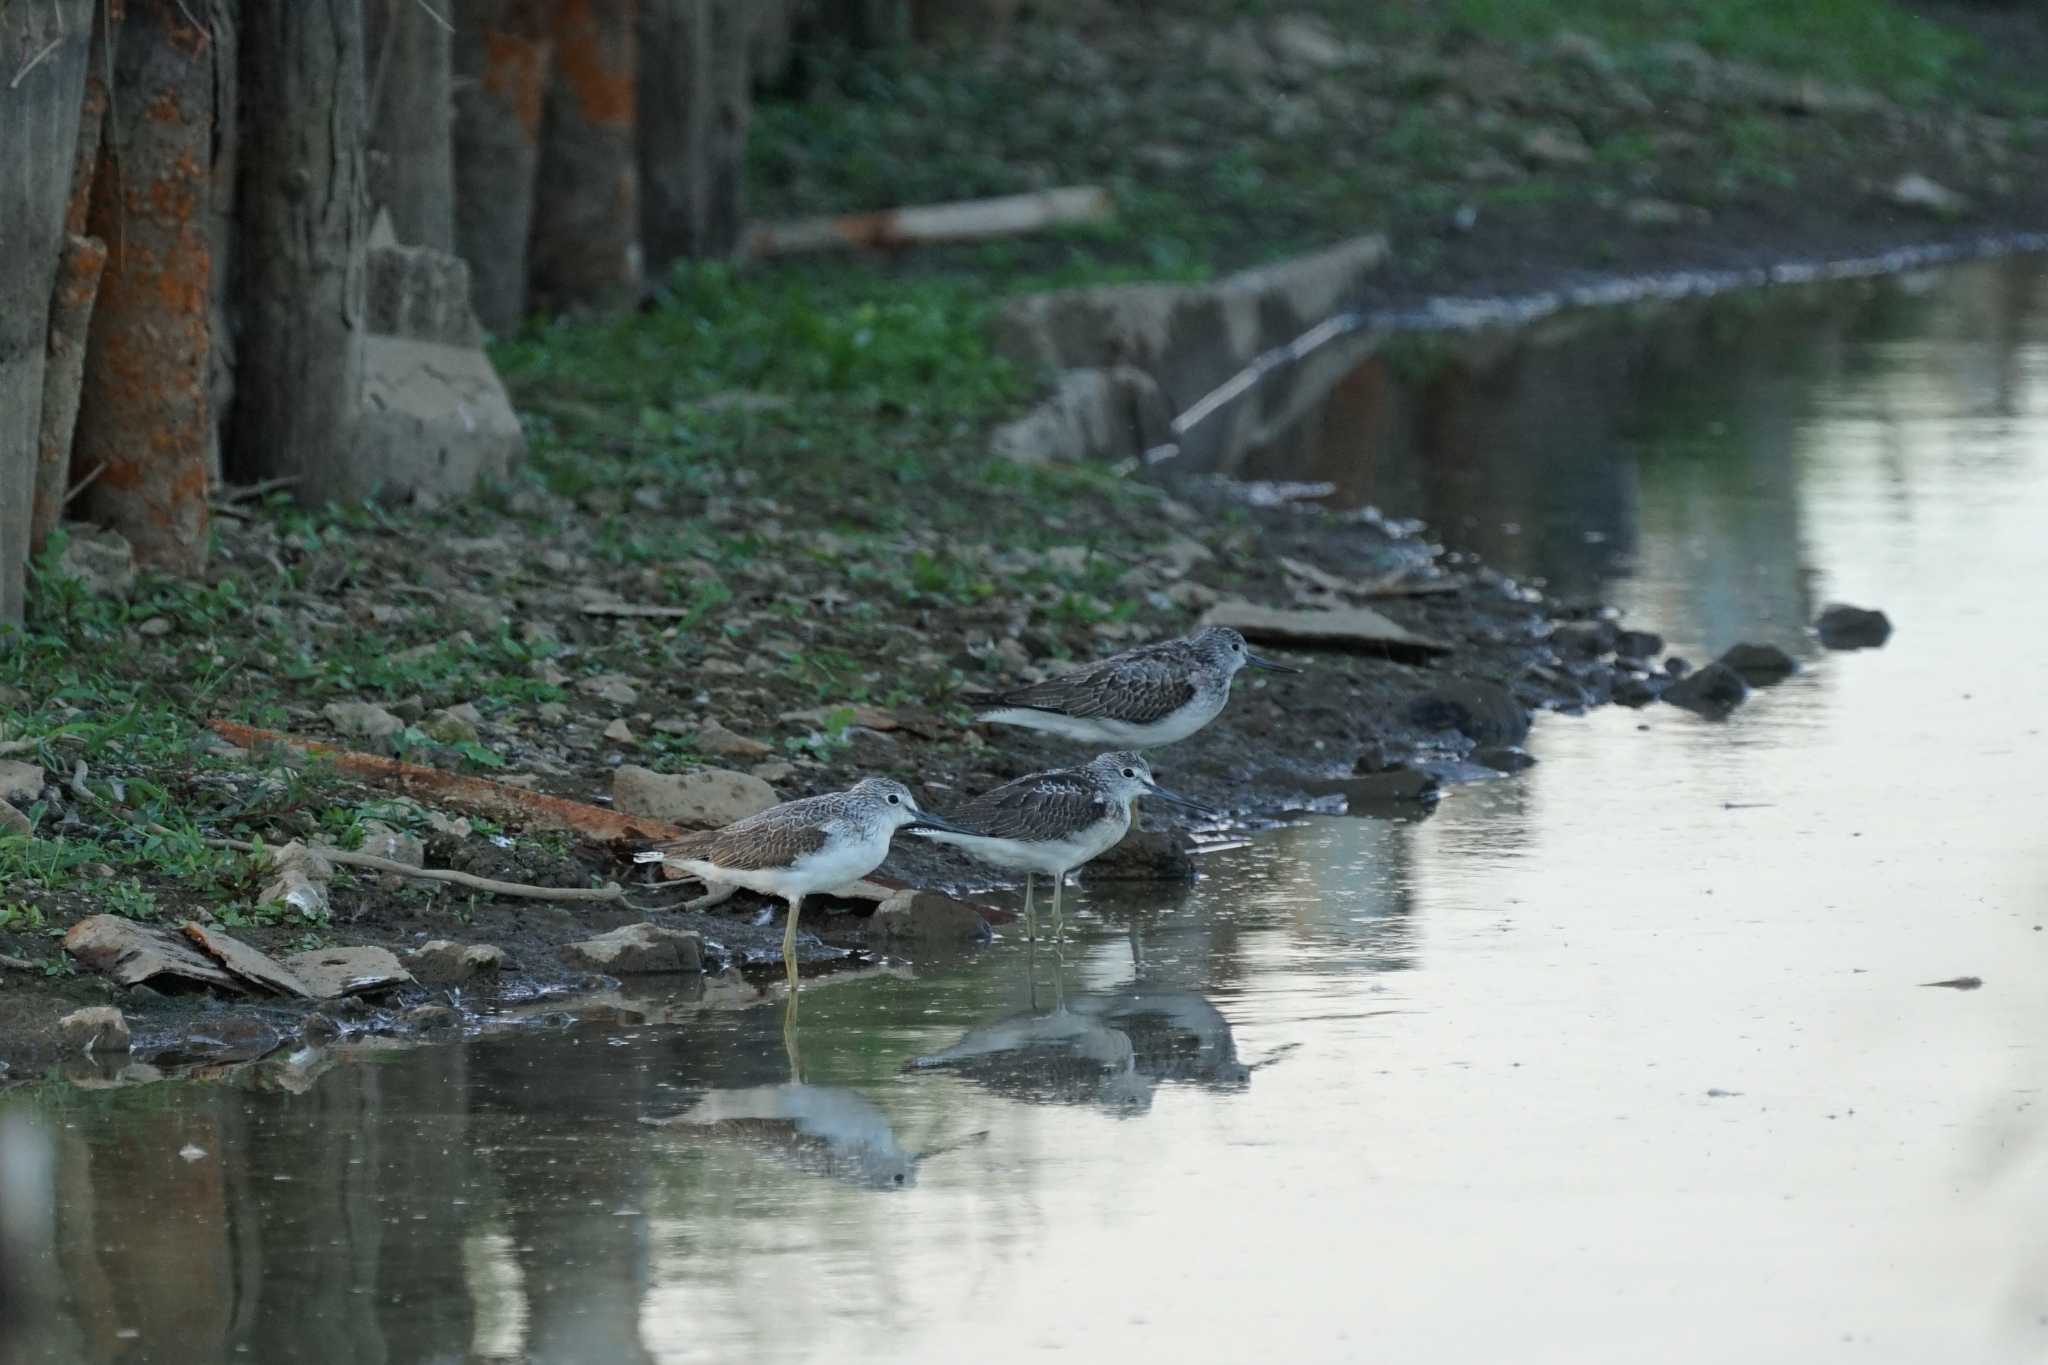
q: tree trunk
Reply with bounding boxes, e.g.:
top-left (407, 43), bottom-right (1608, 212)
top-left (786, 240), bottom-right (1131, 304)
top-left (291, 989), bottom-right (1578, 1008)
top-left (0, 0), bottom-right (93, 630)
top-left (31, 234), bottom-right (108, 555)
top-left (205, 0), bottom-right (237, 490)
top-left (638, 0), bottom-right (751, 275)
top-left (365, 0), bottom-right (455, 249)
top-left (71, 0), bottom-right (214, 575)
top-left (231, 0), bottom-right (369, 503)
top-left (451, 0), bottom-right (552, 332)
top-left (529, 0), bottom-right (641, 313)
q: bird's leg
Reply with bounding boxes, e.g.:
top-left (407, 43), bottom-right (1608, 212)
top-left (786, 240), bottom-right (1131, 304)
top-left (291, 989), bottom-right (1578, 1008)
top-left (1050, 871), bottom-right (1065, 941)
top-left (782, 996), bottom-right (802, 1080)
top-left (1022, 872), bottom-right (1036, 943)
top-left (782, 894), bottom-right (804, 1011)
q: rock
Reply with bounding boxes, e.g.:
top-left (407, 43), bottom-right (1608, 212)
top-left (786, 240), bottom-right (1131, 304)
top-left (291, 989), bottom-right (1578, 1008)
top-left (578, 673), bottom-right (640, 707)
top-left (355, 334), bottom-right (526, 503)
top-left (1473, 747), bottom-right (1537, 773)
top-left (1267, 13), bottom-right (1350, 70)
top-left (0, 799), bottom-right (29, 835)
top-left (1085, 828), bottom-right (1198, 882)
top-left (603, 718), bottom-right (636, 744)
top-left (0, 759), bottom-right (43, 804)
top-left (1661, 661), bottom-right (1748, 719)
top-left (536, 701), bottom-right (568, 724)
top-left (181, 923), bottom-right (316, 997)
top-left (1887, 172), bottom-right (1968, 217)
top-left (322, 700), bottom-right (404, 741)
top-left (562, 923), bottom-right (704, 974)
top-left (258, 869), bottom-right (331, 920)
top-left (58, 1007), bottom-right (130, 1055)
top-left (1280, 768), bottom-right (1442, 806)
top-left (1352, 736), bottom-right (1398, 774)
top-left (869, 890), bottom-right (995, 945)
top-left (1203, 600), bottom-right (1448, 660)
top-left (136, 616), bottom-right (172, 638)
top-left (445, 589), bottom-right (508, 634)
top-left (1551, 620), bottom-right (1617, 658)
top-left (408, 939), bottom-right (507, 985)
top-left (403, 1004), bottom-right (462, 1034)
top-left (1405, 679), bottom-right (1530, 745)
top-left (1612, 674), bottom-right (1662, 708)
top-left (1716, 642), bottom-right (1798, 686)
top-left (1521, 125), bottom-right (1592, 165)
top-left (750, 760), bottom-right (797, 783)
top-left (1816, 604), bottom-right (1892, 650)
top-left (422, 706), bottom-right (481, 744)
top-left (1623, 197), bottom-right (1705, 228)
top-left (52, 524), bottom-right (133, 597)
top-left (65, 916), bottom-right (239, 991)
top-left (1664, 656), bottom-right (1693, 679)
top-left (1551, 30), bottom-right (1614, 72)
top-left (613, 764), bottom-right (776, 827)
top-left (694, 717), bottom-right (773, 760)
top-left (1613, 628), bottom-right (1664, 660)
top-left (281, 946), bottom-right (415, 999)
top-left (358, 820), bottom-right (426, 868)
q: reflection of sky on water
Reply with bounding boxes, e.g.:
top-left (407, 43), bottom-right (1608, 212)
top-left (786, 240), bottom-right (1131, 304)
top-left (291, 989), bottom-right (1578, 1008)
top-left (6, 257), bottom-right (2048, 1364)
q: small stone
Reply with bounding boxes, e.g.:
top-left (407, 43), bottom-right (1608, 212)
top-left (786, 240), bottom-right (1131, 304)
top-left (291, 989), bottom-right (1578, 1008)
top-left (1405, 679), bottom-right (1530, 745)
top-left (1521, 125), bottom-right (1592, 165)
top-left (1281, 768), bottom-right (1441, 806)
top-left (562, 923), bottom-right (704, 974)
top-left (1661, 661), bottom-right (1748, 719)
top-left (750, 760), bottom-right (797, 783)
top-left (58, 1007), bottom-right (130, 1055)
top-left (868, 890), bottom-right (994, 945)
top-left (613, 764), bottom-right (776, 827)
top-left (259, 869), bottom-right (331, 919)
top-left (1551, 620), bottom-right (1617, 659)
top-left (445, 589), bottom-right (509, 634)
top-left (694, 717), bottom-right (773, 760)
top-left (698, 658), bottom-right (747, 677)
top-left (358, 820), bottom-right (426, 868)
top-left (0, 760), bottom-right (44, 804)
top-left (578, 673), bottom-right (640, 707)
top-left (404, 1005), bottom-right (462, 1034)
top-left (322, 700), bottom-right (404, 741)
top-left (1085, 829), bottom-right (1198, 882)
top-left (408, 939), bottom-right (507, 985)
top-left (1352, 736), bottom-right (1398, 774)
top-left (54, 526), bottom-right (135, 597)
top-left (536, 701), bottom-right (568, 724)
top-left (1664, 656), bottom-right (1693, 679)
top-left (1716, 642), bottom-right (1798, 686)
top-left (1472, 747), bottom-right (1537, 773)
top-left (422, 706), bottom-right (481, 744)
top-left (1623, 197), bottom-right (1704, 228)
top-left (136, 616), bottom-right (173, 638)
top-left (603, 718), bottom-right (636, 744)
top-left (1614, 629), bottom-right (1664, 660)
top-left (1266, 13), bottom-right (1350, 70)
top-left (1612, 674), bottom-right (1662, 708)
top-left (1887, 172), bottom-right (1968, 217)
top-left (1816, 604), bottom-right (1892, 650)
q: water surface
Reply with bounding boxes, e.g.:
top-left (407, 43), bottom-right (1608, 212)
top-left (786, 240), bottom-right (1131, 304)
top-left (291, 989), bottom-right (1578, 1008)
top-left (5, 257), bottom-right (2046, 1364)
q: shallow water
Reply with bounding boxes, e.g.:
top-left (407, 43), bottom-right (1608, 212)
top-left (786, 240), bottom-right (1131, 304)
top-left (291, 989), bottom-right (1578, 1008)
top-left (6, 257), bottom-right (2048, 1364)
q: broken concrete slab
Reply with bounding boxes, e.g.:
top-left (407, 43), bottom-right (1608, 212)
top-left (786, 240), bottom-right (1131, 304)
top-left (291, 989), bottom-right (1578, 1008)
top-left (64, 916), bottom-right (238, 991)
top-left (366, 242), bottom-right (483, 348)
top-left (614, 764), bottom-right (777, 827)
top-left (1203, 599), bottom-right (1450, 659)
top-left (988, 365), bottom-right (1174, 463)
top-left (562, 923), bottom-right (705, 975)
top-left (182, 922), bottom-right (316, 998)
top-left (281, 946), bottom-right (415, 999)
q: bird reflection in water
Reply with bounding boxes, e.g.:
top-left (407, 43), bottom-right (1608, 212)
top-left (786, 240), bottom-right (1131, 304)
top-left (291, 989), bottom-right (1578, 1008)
top-left (643, 998), bottom-right (981, 1191)
top-left (906, 937), bottom-right (1249, 1114)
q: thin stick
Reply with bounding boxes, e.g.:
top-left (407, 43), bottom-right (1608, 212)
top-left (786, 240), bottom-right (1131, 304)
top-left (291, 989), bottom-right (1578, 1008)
top-left (214, 475), bottom-right (297, 504)
top-left (63, 461), bottom-right (106, 506)
top-left (9, 37), bottom-right (61, 89)
top-left (0, 953), bottom-right (40, 972)
top-left (579, 602), bottom-right (697, 619)
top-left (204, 835), bottom-right (629, 903)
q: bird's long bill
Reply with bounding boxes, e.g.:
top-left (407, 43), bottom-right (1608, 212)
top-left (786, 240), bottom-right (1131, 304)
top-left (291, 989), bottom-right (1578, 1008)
top-left (1141, 780), bottom-right (1220, 818)
top-left (1244, 650), bottom-right (1302, 673)
top-left (905, 810), bottom-right (980, 837)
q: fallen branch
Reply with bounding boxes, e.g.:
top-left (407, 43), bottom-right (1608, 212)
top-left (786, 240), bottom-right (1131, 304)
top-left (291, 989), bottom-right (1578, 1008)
top-left (579, 601), bottom-right (697, 619)
top-left (206, 720), bottom-right (688, 845)
top-left (745, 186), bottom-right (1112, 258)
top-left (204, 835), bottom-right (629, 903)
top-left (0, 953), bottom-right (40, 972)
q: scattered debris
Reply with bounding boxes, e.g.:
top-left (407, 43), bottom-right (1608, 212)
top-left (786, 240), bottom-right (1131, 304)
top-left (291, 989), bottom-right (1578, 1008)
top-left (745, 185), bottom-right (1113, 257)
top-left (562, 923), bottom-right (705, 974)
top-left (1203, 599), bottom-right (1450, 659)
top-left (1815, 604), bottom-right (1892, 650)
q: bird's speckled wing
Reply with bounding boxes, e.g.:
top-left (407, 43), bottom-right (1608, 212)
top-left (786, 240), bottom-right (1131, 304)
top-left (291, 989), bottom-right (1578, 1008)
top-left (651, 795), bottom-right (834, 872)
top-left (970, 642), bottom-right (1197, 725)
top-left (950, 772), bottom-right (1113, 843)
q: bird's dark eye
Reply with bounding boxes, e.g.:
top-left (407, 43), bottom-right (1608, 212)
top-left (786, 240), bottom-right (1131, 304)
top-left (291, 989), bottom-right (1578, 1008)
top-left (887, 793), bottom-right (901, 805)
top-left (1122, 767), bottom-right (1136, 778)
top-left (1232, 641), bottom-right (1243, 651)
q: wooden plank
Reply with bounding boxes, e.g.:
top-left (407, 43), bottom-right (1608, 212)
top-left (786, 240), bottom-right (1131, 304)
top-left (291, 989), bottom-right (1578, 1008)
top-left (744, 186), bottom-right (1113, 258)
